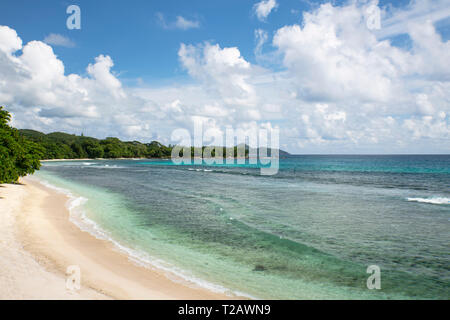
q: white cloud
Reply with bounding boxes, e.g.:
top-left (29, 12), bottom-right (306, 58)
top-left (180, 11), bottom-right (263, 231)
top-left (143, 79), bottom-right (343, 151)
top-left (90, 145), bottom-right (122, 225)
top-left (403, 115), bottom-right (449, 140)
top-left (157, 13), bottom-right (200, 30)
top-left (43, 33), bottom-right (75, 48)
top-left (0, 26), bottom-right (22, 54)
top-left (175, 16), bottom-right (200, 30)
top-left (178, 42), bottom-right (257, 107)
top-left (377, 0), bottom-right (450, 39)
top-left (86, 54), bottom-right (125, 98)
top-left (1, 0), bottom-right (450, 154)
top-left (269, 1), bottom-right (449, 151)
top-left (253, 0), bottom-right (278, 22)
top-left (0, 26), bottom-right (140, 137)
top-left (273, 3), bottom-right (405, 102)
top-left (254, 29), bottom-right (268, 56)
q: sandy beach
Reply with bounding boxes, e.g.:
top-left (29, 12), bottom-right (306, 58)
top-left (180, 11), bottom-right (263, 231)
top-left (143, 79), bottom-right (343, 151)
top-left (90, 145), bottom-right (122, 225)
top-left (0, 177), bottom-right (230, 300)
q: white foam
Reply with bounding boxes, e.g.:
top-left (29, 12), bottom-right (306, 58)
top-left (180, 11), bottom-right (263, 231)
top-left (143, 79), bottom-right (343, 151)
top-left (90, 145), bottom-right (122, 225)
top-left (33, 176), bottom-right (256, 299)
top-left (85, 164), bottom-right (126, 169)
top-left (187, 168), bottom-right (213, 172)
top-left (407, 197), bottom-right (450, 205)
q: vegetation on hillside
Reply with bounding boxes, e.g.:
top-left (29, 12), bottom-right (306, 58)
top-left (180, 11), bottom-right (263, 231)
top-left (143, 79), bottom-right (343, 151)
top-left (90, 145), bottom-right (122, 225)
top-left (19, 129), bottom-right (173, 160)
top-left (18, 130), bottom-right (289, 160)
top-left (1, 105), bottom-right (290, 182)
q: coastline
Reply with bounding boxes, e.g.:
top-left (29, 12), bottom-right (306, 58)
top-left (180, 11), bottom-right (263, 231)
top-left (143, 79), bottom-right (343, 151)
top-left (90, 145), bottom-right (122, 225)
top-left (40, 158), bottom-right (151, 162)
top-left (39, 156), bottom-right (263, 162)
top-left (0, 176), bottom-right (231, 300)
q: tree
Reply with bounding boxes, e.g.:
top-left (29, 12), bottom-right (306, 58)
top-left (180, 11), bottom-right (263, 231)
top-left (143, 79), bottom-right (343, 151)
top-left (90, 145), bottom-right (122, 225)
top-left (70, 142), bottom-right (87, 158)
top-left (17, 125), bottom-right (176, 160)
top-left (0, 106), bottom-right (42, 183)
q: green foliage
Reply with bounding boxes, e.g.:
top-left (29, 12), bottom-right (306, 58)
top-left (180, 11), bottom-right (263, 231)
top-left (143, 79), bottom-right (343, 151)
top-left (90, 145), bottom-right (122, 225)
top-left (0, 106), bottom-right (43, 183)
top-left (2, 106), bottom-right (290, 182)
top-left (18, 126), bottom-right (173, 160)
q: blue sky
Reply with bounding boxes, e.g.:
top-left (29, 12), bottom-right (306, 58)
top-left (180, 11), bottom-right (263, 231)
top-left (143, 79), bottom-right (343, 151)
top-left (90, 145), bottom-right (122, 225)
top-left (1, 0), bottom-right (327, 81)
top-left (3, 0), bottom-right (440, 83)
top-left (0, 0), bottom-right (449, 153)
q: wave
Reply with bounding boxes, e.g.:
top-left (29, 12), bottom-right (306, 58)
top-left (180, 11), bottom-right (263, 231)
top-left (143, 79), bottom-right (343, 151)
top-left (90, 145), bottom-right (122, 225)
top-left (407, 197), bottom-right (450, 205)
top-left (88, 164), bottom-right (126, 169)
top-left (187, 168), bottom-right (214, 172)
top-left (32, 176), bottom-right (255, 299)
top-left (45, 162), bottom-right (125, 169)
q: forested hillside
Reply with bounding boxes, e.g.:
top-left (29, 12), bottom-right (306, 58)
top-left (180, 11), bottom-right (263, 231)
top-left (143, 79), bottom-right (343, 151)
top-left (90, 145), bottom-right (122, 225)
top-left (1, 104), bottom-right (290, 183)
top-left (19, 129), bottom-right (173, 159)
top-left (18, 130), bottom-right (290, 160)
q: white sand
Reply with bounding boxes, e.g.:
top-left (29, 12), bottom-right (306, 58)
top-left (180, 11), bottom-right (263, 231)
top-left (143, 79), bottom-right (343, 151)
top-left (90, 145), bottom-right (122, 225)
top-left (0, 181), bottom-right (107, 299)
top-left (0, 177), bottom-right (232, 300)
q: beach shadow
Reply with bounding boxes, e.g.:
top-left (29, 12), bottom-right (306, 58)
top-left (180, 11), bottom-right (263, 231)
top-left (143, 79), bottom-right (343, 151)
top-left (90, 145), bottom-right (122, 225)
top-left (0, 182), bottom-right (25, 188)
top-left (1, 182), bottom-right (25, 186)
top-left (0, 182), bottom-right (24, 199)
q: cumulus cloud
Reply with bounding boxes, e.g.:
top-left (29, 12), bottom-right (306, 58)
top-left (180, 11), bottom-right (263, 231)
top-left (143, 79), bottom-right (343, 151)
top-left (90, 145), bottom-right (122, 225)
top-left (253, 0), bottom-right (278, 22)
top-left (269, 2), bottom-right (450, 151)
top-left (0, 26), bottom-right (22, 53)
top-left (273, 3), bottom-right (404, 102)
top-left (178, 42), bottom-right (257, 108)
top-left (43, 33), bottom-right (75, 48)
top-left (0, 25), bottom-right (145, 139)
top-left (1, 0), bottom-right (450, 153)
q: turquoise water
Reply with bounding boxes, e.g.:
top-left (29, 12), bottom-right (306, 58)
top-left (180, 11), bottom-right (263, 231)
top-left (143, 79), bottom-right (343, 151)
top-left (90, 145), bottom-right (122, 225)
top-left (37, 155), bottom-right (450, 299)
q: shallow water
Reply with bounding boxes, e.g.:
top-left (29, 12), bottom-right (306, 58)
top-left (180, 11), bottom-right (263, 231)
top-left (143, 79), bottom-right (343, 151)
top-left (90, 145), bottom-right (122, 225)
top-left (37, 155), bottom-right (450, 299)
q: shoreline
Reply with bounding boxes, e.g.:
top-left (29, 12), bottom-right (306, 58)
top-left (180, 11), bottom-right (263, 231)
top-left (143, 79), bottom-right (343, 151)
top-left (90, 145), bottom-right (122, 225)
top-left (40, 158), bottom-right (152, 162)
top-left (0, 181), bottom-right (107, 299)
top-left (39, 156), bottom-right (267, 162)
top-left (0, 177), bottom-right (233, 299)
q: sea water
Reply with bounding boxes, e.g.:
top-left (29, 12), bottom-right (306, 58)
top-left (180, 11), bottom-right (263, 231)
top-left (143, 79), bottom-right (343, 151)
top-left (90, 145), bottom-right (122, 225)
top-left (35, 155), bottom-right (450, 299)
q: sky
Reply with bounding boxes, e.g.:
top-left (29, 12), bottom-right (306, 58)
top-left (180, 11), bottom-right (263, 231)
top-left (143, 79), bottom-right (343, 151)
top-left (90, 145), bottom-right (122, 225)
top-left (0, 0), bottom-right (449, 154)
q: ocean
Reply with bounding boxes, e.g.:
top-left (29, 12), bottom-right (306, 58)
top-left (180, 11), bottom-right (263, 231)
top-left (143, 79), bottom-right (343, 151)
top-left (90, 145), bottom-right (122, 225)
top-left (35, 155), bottom-right (450, 299)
